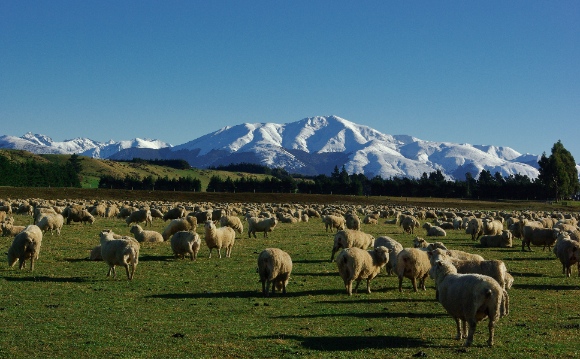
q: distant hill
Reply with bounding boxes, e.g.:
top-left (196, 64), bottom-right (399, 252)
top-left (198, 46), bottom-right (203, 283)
top-left (0, 149), bottom-right (270, 190)
top-left (0, 115), bottom-right (552, 180)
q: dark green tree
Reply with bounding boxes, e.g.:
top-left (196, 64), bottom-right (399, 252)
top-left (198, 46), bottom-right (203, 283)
top-left (538, 140), bottom-right (579, 200)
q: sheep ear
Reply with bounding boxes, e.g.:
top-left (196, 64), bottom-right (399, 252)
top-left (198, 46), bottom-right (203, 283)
top-left (437, 260), bottom-right (443, 267)
top-left (446, 251), bottom-right (452, 256)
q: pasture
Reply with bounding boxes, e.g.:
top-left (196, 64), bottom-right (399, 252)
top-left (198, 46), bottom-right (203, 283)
top-left (1, 194), bottom-right (579, 358)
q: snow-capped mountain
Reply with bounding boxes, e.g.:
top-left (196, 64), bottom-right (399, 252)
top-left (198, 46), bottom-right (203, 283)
top-left (0, 133), bottom-right (171, 159)
top-left (0, 116), bottom-right (550, 180)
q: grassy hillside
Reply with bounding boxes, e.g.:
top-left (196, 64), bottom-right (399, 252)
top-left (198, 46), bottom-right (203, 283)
top-left (0, 150), bottom-right (270, 191)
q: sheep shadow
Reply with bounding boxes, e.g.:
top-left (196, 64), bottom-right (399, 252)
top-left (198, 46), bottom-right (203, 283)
top-left (138, 254), bottom-right (174, 262)
top-left (146, 288), bottom-right (345, 300)
top-left (3, 276), bottom-right (89, 283)
top-left (513, 283), bottom-right (580, 291)
top-left (318, 298), bottom-right (435, 305)
top-left (505, 256), bottom-right (555, 261)
top-left (508, 271), bottom-right (545, 278)
top-left (292, 272), bottom-right (338, 277)
top-left (64, 257), bottom-right (94, 263)
top-left (273, 311), bottom-right (445, 320)
top-left (292, 259), bottom-right (332, 264)
top-left (253, 334), bottom-right (430, 351)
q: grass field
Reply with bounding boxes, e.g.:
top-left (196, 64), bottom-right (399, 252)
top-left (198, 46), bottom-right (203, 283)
top-left (1, 192), bottom-right (579, 358)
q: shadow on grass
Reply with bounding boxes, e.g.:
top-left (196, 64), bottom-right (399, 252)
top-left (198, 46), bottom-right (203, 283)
top-left (64, 257), bottom-right (93, 263)
top-left (292, 272), bottom-right (338, 277)
top-left (3, 276), bottom-right (89, 283)
top-left (505, 256), bottom-right (555, 261)
top-left (509, 271), bottom-right (545, 278)
top-left (273, 311), bottom-right (446, 320)
top-left (146, 288), bottom-right (351, 300)
top-left (513, 283), bottom-right (580, 291)
top-left (253, 334), bottom-right (430, 351)
top-left (138, 255), bottom-right (174, 262)
top-left (292, 259), bottom-right (332, 264)
top-left (319, 297), bottom-right (435, 305)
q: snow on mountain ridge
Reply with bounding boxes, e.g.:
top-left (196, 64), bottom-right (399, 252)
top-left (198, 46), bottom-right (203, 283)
top-left (0, 115), bottom-right (549, 180)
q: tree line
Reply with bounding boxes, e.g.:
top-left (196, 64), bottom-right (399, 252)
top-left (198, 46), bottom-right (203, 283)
top-left (0, 153), bottom-right (82, 188)
top-left (98, 174), bottom-right (202, 192)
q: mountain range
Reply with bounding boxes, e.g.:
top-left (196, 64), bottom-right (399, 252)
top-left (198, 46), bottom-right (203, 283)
top-left (0, 115), bottom-right (550, 180)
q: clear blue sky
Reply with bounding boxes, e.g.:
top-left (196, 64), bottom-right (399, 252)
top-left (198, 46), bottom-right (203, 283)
top-left (1, 1), bottom-right (578, 161)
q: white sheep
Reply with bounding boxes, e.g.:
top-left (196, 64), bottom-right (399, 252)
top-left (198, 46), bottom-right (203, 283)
top-left (479, 230), bottom-right (513, 248)
top-left (7, 224), bottom-right (43, 271)
top-left (130, 224), bottom-right (164, 243)
top-left (336, 246), bottom-right (390, 295)
top-left (396, 248), bottom-right (431, 292)
top-left (204, 220), bottom-right (236, 258)
top-left (66, 207), bottom-right (95, 225)
top-left (345, 213), bottom-right (361, 230)
top-left (125, 209), bottom-right (153, 227)
top-left (36, 213), bottom-right (64, 235)
top-left (170, 231), bottom-right (201, 261)
top-left (257, 248), bottom-right (293, 296)
top-left (399, 215), bottom-right (420, 234)
top-left (322, 214), bottom-right (346, 232)
top-left (482, 218), bottom-right (504, 236)
top-left (373, 236), bottom-right (403, 276)
top-left (220, 215), bottom-right (244, 234)
top-left (330, 229), bottom-right (374, 262)
top-left (553, 232), bottom-right (580, 277)
top-left (428, 248), bottom-right (511, 289)
top-left (247, 217), bottom-right (277, 238)
top-left (99, 229), bottom-right (140, 280)
top-left (429, 259), bottom-right (509, 347)
top-left (163, 206), bottom-right (186, 221)
top-left (465, 218), bottom-right (484, 241)
top-left (161, 215), bottom-right (197, 241)
top-left (1, 217), bottom-right (26, 237)
top-left (422, 222), bottom-right (447, 237)
top-left (521, 226), bottom-right (559, 251)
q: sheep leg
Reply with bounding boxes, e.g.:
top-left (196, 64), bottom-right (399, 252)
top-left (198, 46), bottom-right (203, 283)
top-left (346, 280), bottom-right (353, 296)
top-left (411, 277), bottom-right (418, 292)
top-left (487, 318), bottom-right (495, 347)
top-left (464, 320), bottom-right (476, 347)
top-left (124, 263), bottom-right (131, 280)
top-left (261, 280), bottom-right (267, 297)
top-left (454, 318), bottom-right (463, 340)
top-left (398, 276), bottom-right (403, 292)
top-left (353, 279), bottom-right (362, 294)
top-left (217, 248), bottom-right (222, 259)
top-left (365, 279), bottom-right (371, 294)
top-left (208, 248), bottom-right (213, 258)
top-left (271, 281), bottom-right (276, 294)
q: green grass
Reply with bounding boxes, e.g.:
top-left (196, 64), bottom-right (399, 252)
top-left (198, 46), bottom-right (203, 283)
top-left (1, 206), bottom-right (580, 358)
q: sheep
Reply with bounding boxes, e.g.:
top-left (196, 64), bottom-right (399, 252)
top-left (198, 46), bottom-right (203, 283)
top-left (257, 248), bottom-right (293, 297)
top-left (105, 205), bottom-right (120, 218)
top-left (465, 218), bottom-right (484, 241)
top-left (429, 259), bottom-right (509, 347)
top-left (482, 218), bottom-right (504, 236)
top-left (89, 245), bottom-right (102, 261)
top-left (479, 230), bottom-right (513, 248)
top-left (161, 215), bottom-right (197, 241)
top-left (373, 236), bottom-right (403, 276)
top-left (203, 220), bottom-right (236, 258)
top-left (428, 248), bottom-right (511, 289)
top-left (521, 226), bottom-right (559, 251)
top-left (125, 209), bottom-right (153, 227)
top-left (345, 213), bottom-right (361, 230)
top-left (336, 246), bottom-right (390, 295)
top-left (170, 231), bottom-right (201, 261)
top-left (219, 215), bottom-right (244, 234)
top-left (0, 210), bottom-right (6, 223)
top-left (7, 224), bottom-right (43, 271)
top-left (150, 208), bottom-right (164, 220)
top-left (66, 208), bottom-right (95, 225)
top-left (330, 229), bottom-right (374, 262)
top-left (130, 224), bottom-right (164, 243)
top-left (99, 229), bottom-right (140, 280)
top-left (163, 207), bottom-right (186, 221)
top-left (247, 217), bottom-right (277, 238)
top-left (36, 213), bottom-right (65, 235)
top-left (322, 215), bottom-right (346, 232)
top-left (1, 218), bottom-right (26, 237)
top-left (422, 222), bottom-right (447, 237)
top-left (553, 232), bottom-right (580, 277)
top-left (400, 215), bottom-right (420, 234)
top-left (363, 216), bottom-right (378, 225)
top-left (395, 248), bottom-right (431, 292)
top-left (90, 204), bottom-right (107, 217)
top-left (412, 237), bottom-right (447, 251)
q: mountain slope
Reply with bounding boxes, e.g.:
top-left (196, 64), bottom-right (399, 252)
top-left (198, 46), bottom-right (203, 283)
top-left (0, 116), bottom-right (549, 180)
